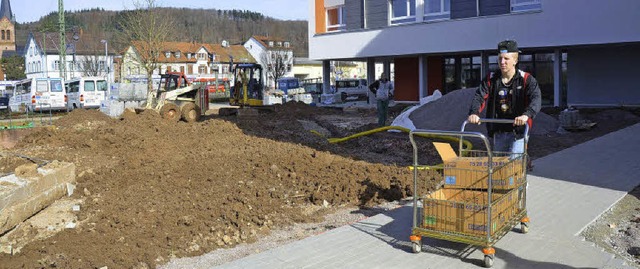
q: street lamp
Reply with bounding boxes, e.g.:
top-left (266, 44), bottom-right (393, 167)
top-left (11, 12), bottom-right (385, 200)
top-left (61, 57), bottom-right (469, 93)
top-left (100, 39), bottom-right (108, 80)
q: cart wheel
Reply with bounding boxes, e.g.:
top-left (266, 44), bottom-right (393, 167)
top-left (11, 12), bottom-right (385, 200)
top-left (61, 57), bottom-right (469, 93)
top-left (483, 255), bottom-right (494, 268)
top-left (520, 222), bottom-right (529, 234)
top-left (411, 241), bottom-right (422, 253)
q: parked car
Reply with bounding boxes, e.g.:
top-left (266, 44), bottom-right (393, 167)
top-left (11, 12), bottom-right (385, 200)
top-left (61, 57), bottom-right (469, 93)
top-left (335, 78), bottom-right (368, 102)
top-left (0, 96), bottom-right (8, 110)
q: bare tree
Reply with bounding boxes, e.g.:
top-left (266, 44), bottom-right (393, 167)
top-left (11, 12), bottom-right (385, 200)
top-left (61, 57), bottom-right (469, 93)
top-left (78, 54), bottom-right (105, 77)
top-left (261, 50), bottom-right (291, 89)
top-left (118, 0), bottom-right (174, 108)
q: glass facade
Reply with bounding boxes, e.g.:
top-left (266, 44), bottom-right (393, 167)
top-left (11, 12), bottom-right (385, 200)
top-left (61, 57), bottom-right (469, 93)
top-left (444, 52), bottom-right (567, 106)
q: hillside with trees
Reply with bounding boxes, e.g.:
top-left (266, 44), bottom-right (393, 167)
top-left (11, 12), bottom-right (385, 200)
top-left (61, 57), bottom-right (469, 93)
top-left (15, 7), bottom-right (309, 57)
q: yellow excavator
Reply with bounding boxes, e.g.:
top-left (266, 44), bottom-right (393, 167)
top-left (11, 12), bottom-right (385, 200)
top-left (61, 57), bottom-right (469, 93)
top-left (220, 63), bottom-right (275, 116)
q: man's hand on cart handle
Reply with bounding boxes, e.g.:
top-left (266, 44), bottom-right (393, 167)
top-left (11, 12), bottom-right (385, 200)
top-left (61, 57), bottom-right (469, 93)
top-left (514, 115), bottom-right (529, 126)
top-left (468, 114), bottom-right (481, 124)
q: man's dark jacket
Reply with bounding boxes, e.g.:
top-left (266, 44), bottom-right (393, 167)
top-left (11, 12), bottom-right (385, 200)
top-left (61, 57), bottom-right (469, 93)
top-left (468, 69), bottom-right (542, 136)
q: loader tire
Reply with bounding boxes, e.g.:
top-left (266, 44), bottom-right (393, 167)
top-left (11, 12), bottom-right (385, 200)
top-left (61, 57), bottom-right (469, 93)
top-left (181, 102), bottom-right (201, 123)
top-left (159, 103), bottom-right (180, 122)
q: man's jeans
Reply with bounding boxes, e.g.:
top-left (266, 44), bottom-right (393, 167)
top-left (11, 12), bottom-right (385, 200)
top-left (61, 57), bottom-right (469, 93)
top-left (492, 132), bottom-right (526, 159)
top-left (377, 99), bottom-right (389, 127)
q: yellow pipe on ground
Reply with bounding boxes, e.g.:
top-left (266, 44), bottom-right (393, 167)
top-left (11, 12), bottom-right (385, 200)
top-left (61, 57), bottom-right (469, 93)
top-left (312, 125), bottom-right (474, 170)
top-left (326, 125), bottom-right (472, 150)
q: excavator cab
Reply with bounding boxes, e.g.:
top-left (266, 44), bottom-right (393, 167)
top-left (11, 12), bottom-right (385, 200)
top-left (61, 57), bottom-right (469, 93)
top-left (230, 64), bottom-right (264, 107)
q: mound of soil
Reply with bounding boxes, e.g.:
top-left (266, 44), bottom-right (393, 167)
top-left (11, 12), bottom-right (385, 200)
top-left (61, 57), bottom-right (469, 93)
top-left (1, 103), bottom-right (639, 268)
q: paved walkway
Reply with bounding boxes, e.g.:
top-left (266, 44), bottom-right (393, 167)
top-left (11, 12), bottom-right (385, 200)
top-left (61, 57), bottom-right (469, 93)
top-left (189, 123), bottom-right (640, 269)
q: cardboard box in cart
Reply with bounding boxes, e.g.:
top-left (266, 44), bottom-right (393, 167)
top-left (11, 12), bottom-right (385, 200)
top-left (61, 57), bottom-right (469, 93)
top-left (433, 143), bottom-right (525, 190)
top-left (423, 188), bottom-right (520, 236)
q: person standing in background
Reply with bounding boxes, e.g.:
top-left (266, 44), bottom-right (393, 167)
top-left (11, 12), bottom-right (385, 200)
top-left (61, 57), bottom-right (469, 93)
top-left (369, 72), bottom-right (394, 127)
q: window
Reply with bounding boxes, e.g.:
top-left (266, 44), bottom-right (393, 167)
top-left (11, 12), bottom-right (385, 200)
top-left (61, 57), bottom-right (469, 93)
top-left (424, 0), bottom-right (450, 21)
top-left (50, 80), bottom-right (63, 93)
top-left (284, 42), bottom-right (290, 48)
top-left (277, 41), bottom-right (282, 47)
top-left (68, 61), bottom-right (74, 71)
top-left (97, 80), bottom-right (108, 92)
top-left (53, 61), bottom-right (60, 70)
top-left (198, 65), bottom-right (207, 74)
top-left (511, 0), bottom-right (541, 12)
top-left (68, 81), bottom-right (80, 93)
top-left (326, 5), bottom-right (346, 32)
top-left (84, 81), bottom-right (96, 92)
top-left (268, 41), bottom-right (274, 47)
top-left (6, 30), bottom-right (9, 40)
top-left (99, 61), bottom-right (106, 71)
top-left (198, 53), bottom-right (207, 60)
top-left (187, 53), bottom-right (192, 59)
top-left (390, 0), bottom-right (416, 25)
top-left (175, 51), bottom-right (181, 58)
top-left (165, 52), bottom-right (171, 58)
top-left (1, 30), bottom-right (4, 40)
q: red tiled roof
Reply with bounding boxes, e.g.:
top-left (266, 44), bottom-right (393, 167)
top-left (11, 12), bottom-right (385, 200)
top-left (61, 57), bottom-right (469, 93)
top-left (130, 41), bottom-right (256, 64)
top-left (203, 44), bottom-right (256, 64)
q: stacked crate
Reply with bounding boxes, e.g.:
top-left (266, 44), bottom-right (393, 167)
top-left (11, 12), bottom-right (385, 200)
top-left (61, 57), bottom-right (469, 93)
top-left (422, 142), bottom-right (525, 236)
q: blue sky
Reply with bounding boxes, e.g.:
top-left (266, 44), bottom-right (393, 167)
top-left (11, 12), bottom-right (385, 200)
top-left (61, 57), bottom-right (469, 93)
top-left (12, 0), bottom-right (309, 23)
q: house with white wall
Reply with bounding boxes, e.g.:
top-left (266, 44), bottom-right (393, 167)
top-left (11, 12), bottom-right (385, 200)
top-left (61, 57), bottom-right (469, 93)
top-left (121, 41), bottom-right (255, 83)
top-left (244, 35), bottom-right (294, 89)
top-left (309, 0), bottom-right (640, 107)
top-left (23, 31), bottom-right (115, 82)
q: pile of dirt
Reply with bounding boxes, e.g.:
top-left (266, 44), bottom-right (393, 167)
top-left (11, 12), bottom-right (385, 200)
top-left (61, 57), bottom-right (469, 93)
top-left (1, 104), bottom-right (639, 268)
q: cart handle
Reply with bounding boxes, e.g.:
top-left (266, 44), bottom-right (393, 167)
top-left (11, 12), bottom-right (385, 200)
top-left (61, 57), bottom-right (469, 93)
top-left (461, 118), bottom-right (530, 138)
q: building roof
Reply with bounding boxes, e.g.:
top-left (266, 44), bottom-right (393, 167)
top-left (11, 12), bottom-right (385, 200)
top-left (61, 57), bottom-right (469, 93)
top-left (29, 30), bottom-right (116, 56)
top-left (0, 0), bottom-right (13, 22)
top-left (250, 35), bottom-right (294, 51)
top-left (203, 43), bottom-right (256, 64)
top-left (130, 41), bottom-right (256, 64)
top-left (155, 41), bottom-right (203, 63)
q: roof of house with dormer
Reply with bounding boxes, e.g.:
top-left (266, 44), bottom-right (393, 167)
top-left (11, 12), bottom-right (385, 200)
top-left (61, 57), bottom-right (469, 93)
top-left (249, 35), bottom-right (293, 51)
top-left (128, 41), bottom-right (256, 64)
top-left (203, 44), bottom-right (256, 64)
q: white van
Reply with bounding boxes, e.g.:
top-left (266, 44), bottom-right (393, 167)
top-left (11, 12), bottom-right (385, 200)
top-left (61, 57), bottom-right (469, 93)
top-left (9, 78), bottom-right (67, 112)
top-left (335, 78), bottom-right (368, 102)
top-left (65, 77), bottom-right (108, 109)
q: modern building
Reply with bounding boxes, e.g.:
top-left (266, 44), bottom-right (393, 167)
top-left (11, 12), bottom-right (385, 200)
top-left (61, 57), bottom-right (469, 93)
top-left (244, 35), bottom-right (294, 89)
top-left (309, 0), bottom-right (640, 107)
top-left (23, 29), bottom-right (116, 82)
top-left (121, 41), bottom-right (255, 83)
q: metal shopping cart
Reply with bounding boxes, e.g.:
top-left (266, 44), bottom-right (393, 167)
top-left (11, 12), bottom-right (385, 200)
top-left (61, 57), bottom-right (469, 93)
top-left (408, 119), bottom-right (530, 268)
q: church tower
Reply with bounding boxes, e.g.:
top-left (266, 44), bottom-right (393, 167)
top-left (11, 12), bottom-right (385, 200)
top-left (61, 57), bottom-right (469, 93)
top-left (0, 0), bottom-right (15, 56)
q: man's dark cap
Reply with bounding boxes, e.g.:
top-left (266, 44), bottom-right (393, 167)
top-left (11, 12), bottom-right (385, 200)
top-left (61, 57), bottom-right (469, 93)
top-left (498, 40), bottom-right (521, 53)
